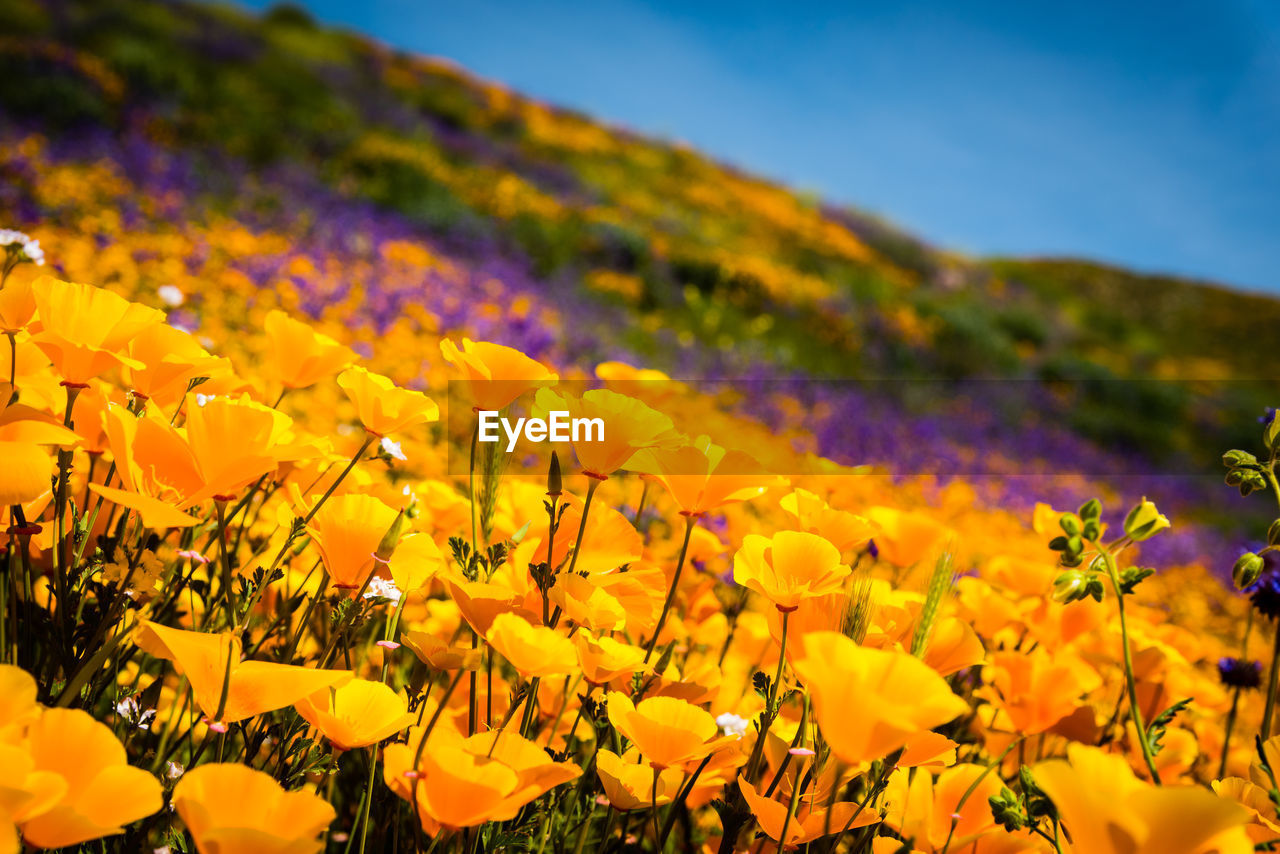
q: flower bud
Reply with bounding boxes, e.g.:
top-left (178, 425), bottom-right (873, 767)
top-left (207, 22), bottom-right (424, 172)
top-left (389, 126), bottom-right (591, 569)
top-left (1123, 498), bottom-right (1170, 542)
top-left (547, 450), bottom-right (562, 497)
top-left (1052, 570), bottom-right (1086, 603)
top-left (1234, 552), bottom-right (1266, 591)
top-left (1059, 513), bottom-right (1082, 536)
top-left (1078, 498), bottom-right (1102, 521)
top-left (1265, 409), bottom-right (1279, 452)
top-left (374, 507), bottom-right (409, 563)
top-left (1223, 450), bottom-right (1258, 468)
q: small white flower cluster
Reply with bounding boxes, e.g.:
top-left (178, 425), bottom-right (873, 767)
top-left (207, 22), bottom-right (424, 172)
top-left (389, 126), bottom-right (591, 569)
top-left (115, 695), bottom-right (157, 730)
top-left (716, 712), bottom-right (749, 738)
top-left (364, 575), bottom-right (402, 605)
top-left (0, 228), bottom-right (44, 266)
top-left (157, 284), bottom-right (185, 306)
top-left (380, 435), bottom-right (407, 461)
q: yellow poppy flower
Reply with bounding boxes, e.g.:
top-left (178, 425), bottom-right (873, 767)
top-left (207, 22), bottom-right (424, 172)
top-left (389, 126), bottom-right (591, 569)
top-left (485, 613), bottom-right (577, 679)
top-left (733, 531), bottom-right (850, 612)
top-left (0, 277), bottom-right (36, 333)
top-left (738, 776), bottom-right (877, 847)
top-left (550, 573), bottom-right (627, 632)
top-left (1036, 744), bottom-right (1252, 854)
top-left (263, 309), bottom-right (355, 390)
top-left (629, 436), bottom-right (772, 517)
top-left (305, 492), bottom-right (400, 590)
top-left (134, 621), bottom-right (349, 724)
top-left (123, 324), bottom-right (229, 406)
top-left (439, 337), bottom-right (557, 412)
top-left (28, 277), bottom-right (162, 386)
top-left (791, 631), bottom-right (969, 766)
top-left (605, 692), bottom-right (734, 770)
top-left (17, 709), bottom-right (163, 849)
top-left (295, 678), bottom-right (415, 750)
top-left (0, 393), bottom-right (81, 505)
top-left (337, 366), bottom-right (439, 438)
top-left (595, 748), bottom-right (683, 811)
top-left (172, 763), bottom-right (335, 854)
top-left (533, 387), bottom-right (681, 479)
top-left (574, 630), bottom-right (649, 685)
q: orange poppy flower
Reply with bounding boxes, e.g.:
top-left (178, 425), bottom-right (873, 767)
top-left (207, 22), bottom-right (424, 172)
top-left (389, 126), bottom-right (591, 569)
top-left (882, 763), bottom-right (1007, 851)
top-left (28, 277), bottom-right (162, 386)
top-left (0, 277), bottom-right (37, 333)
top-left (738, 777), bottom-right (877, 848)
top-left (181, 394), bottom-right (303, 503)
top-left (134, 621), bottom-right (349, 724)
top-left (172, 763), bottom-right (335, 854)
top-left (779, 488), bottom-right (878, 552)
top-left (485, 613), bottom-right (577, 679)
top-left (897, 730), bottom-right (959, 770)
top-left (981, 648), bottom-right (1099, 735)
top-left (387, 532), bottom-right (446, 595)
top-left (123, 324), bottom-right (229, 406)
top-left (533, 387), bottom-right (681, 479)
top-left (103, 394), bottom-right (302, 511)
top-left (305, 493), bottom-right (400, 589)
top-left (400, 631), bottom-right (483, 671)
top-left (595, 748), bottom-right (683, 810)
top-left (629, 436), bottom-right (772, 517)
top-left (550, 573), bottom-right (627, 631)
top-left (263, 309), bottom-right (356, 390)
top-left (87, 484), bottom-right (199, 529)
top-left (0, 664), bottom-right (41, 739)
top-left (444, 577), bottom-right (534, 635)
top-left (733, 531), bottom-right (850, 612)
top-left (1, 741), bottom-right (66, 853)
top-left (605, 692), bottom-right (734, 770)
top-left (574, 630), bottom-right (649, 685)
top-left (337, 366), bottom-right (439, 438)
top-left (791, 631), bottom-right (969, 766)
top-left (863, 507), bottom-right (953, 567)
top-left (1035, 744), bottom-right (1251, 854)
top-left (520, 493), bottom-right (643, 575)
top-left (16, 708), bottom-right (163, 849)
top-left (0, 393), bottom-right (80, 505)
top-left (295, 678), bottom-right (415, 750)
top-left (439, 337), bottom-right (557, 411)
top-left (383, 729), bottom-right (579, 834)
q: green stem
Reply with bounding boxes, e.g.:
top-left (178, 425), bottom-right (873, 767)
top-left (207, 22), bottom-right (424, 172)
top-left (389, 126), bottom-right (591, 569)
top-left (1097, 545), bottom-right (1161, 784)
top-left (649, 767), bottom-right (662, 852)
top-left (939, 738), bottom-right (1021, 854)
top-left (1218, 688), bottom-right (1242, 779)
top-left (743, 609), bottom-right (789, 783)
top-left (214, 501), bottom-right (237, 626)
top-left (643, 514), bottom-right (696, 663)
top-left (352, 745), bottom-right (379, 854)
top-left (1262, 622), bottom-right (1280, 742)
top-left (775, 754), bottom-right (806, 852)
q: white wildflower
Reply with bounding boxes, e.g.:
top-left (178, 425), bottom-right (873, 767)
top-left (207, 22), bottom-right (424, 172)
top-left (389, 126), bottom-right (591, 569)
top-left (115, 696), bottom-right (156, 730)
top-left (364, 575), bottom-right (402, 605)
top-left (157, 285), bottom-right (185, 306)
top-left (381, 436), bottom-right (406, 461)
top-left (1, 229), bottom-right (45, 266)
top-left (716, 712), bottom-right (749, 738)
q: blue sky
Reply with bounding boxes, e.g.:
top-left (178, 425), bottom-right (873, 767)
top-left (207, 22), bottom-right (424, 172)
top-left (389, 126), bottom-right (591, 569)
top-left (243, 0), bottom-right (1279, 292)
